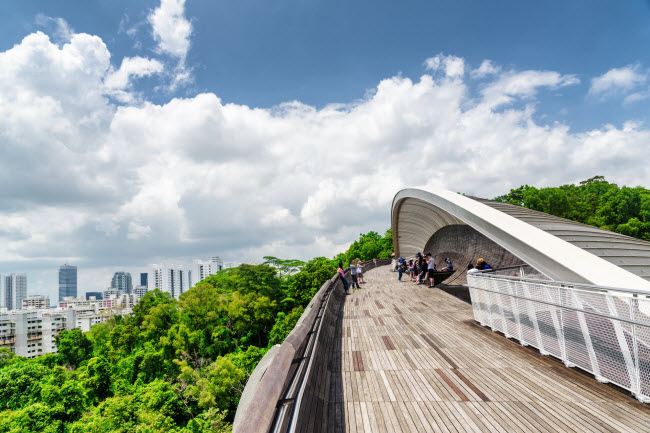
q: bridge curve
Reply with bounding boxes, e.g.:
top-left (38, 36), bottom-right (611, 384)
top-left (392, 188), bottom-right (650, 290)
top-left (234, 188), bottom-right (650, 433)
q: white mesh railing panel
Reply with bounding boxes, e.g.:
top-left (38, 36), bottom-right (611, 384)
top-left (467, 273), bottom-right (650, 403)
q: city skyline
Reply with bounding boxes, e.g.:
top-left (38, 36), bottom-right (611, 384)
top-left (0, 254), bottom-right (233, 305)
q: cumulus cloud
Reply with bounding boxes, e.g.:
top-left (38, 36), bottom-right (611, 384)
top-left (589, 64), bottom-right (647, 98)
top-left (2, 26), bottom-right (650, 298)
top-left (471, 59), bottom-right (501, 78)
top-left (148, 0), bottom-right (192, 61)
top-left (104, 56), bottom-right (164, 102)
top-left (481, 70), bottom-right (579, 108)
top-left (147, 0), bottom-right (193, 88)
top-left (424, 54), bottom-right (465, 78)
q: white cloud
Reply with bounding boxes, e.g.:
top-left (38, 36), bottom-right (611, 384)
top-left (589, 64), bottom-right (647, 98)
top-left (104, 56), bottom-right (164, 102)
top-left (424, 54), bottom-right (465, 78)
top-left (35, 15), bottom-right (74, 44)
top-left (471, 59), bottom-right (501, 78)
top-left (481, 70), bottom-right (579, 108)
top-left (148, 0), bottom-right (192, 61)
top-left (2, 33), bottom-right (650, 300)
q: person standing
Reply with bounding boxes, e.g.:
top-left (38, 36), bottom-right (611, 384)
top-left (338, 262), bottom-right (350, 295)
top-left (397, 257), bottom-right (405, 282)
top-left (350, 259), bottom-right (360, 289)
top-left (357, 259), bottom-right (365, 284)
top-left (426, 253), bottom-right (435, 287)
top-left (417, 253), bottom-right (426, 284)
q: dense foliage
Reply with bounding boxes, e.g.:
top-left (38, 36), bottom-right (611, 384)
top-left (332, 228), bottom-right (394, 266)
top-left (493, 176), bottom-right (650, 241)
top-left (0, 230), bottom-right (393, 432)
top-left (0, 262), bottom-right (324, 432)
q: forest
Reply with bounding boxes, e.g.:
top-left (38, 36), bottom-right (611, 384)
top-left (493, 176), bottom-right (650, 241)
top-left (0, 229), bottom-right (393, 433)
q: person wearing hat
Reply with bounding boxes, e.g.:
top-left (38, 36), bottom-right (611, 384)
top-left (476, 258), bottom-right (492, 270)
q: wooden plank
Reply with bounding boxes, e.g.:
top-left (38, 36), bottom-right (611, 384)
top-left (435, 369), bottom-right (470, 402)
top-left (321, 266), bottom-right (650, 433)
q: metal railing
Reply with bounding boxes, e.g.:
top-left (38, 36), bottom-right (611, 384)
top-left (233, 258), bottom-right (391, 433)
top-left (467, 272), bottom-right (650, 402)
top-left (269, 272), bottom-right (338, 432)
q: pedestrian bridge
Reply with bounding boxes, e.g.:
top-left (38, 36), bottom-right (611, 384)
top-left (234, 188), bottom-right (650, 433)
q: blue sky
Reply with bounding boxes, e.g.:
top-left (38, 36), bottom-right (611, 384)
top-left (2, 1), bottom-right (649, 128)
top-left (1, 0), bottom-right (650, 297)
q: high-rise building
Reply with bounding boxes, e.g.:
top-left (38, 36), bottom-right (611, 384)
top-left (151, 263), bottom-right (185, 299)
top-left (58, 264), bottom-right (77, 302)
top-left (140, 272), bottom-right (148, 288)
top-left (85, 291), bottom-right (103, 301)
top-left (111, 272), bottom-right (133, 294)
top-left (212, 256), bottom-right (224, 272)
top-left (4, 273), bottom-right (27, 311)
top-left (190, 256), bottom-right (223, 288)
top-left (0, 274), bottom-right (4, 309)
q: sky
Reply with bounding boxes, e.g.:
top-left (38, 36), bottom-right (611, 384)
top-left (1, 0), bottom-right (650, 300)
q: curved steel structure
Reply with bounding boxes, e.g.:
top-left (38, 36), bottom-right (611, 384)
top-left (392, 188), bottom-right (650, 291)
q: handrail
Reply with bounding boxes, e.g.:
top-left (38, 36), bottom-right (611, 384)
top-left (286, 274), bottom-right (335, 433)
top-left (467, 272), bottom-right (650, 402)
top-left (473, 271), bottom-right (650, 296)
top-left (269, 272), bottom-right (337, 432)
top-left (475, 264), bottom-right (530, 272)
top-left (233, 258), bottom-right (391, 433)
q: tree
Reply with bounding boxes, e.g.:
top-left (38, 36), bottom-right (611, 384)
top-left (55, 329), bottom-right (93, 369)
top-left (262, 256), bottom-right (305, 277)
top-left (82, 356), bottom-right (113, 403)
top-left (176, 356), bottom-right (245, 413)
top-left (268, 307), bottom-right (304, 347)
top-left (287, 257), bottom-right (336, 306)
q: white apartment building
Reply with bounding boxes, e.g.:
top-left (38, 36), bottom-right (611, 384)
top-left (134, 285), bottom-right (148, 299)
top-left (0, 273), bottom-right (27, 310)
top-left (0, 308), bottom-right (75, 358)
top-left (103, 288), bottom-right (121, 299)
top-left (58, 294), bottom-right (136, 332)
top-left (190, 256), bottom-right (223, 288)
top-left (22, 295), bottom-right (50, 310)
top-left (151, 263), bottom-right (185, 299)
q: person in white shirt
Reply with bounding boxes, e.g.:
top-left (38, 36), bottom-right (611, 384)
top-left (349, 260), bottom-right (360, 289)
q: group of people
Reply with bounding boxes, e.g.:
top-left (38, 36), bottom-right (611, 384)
top-left (392, 252), bottom-right (454, 288)
top-left (467, 258), bottom-right (492, 273)
top-left (391, 254), bottom-right (494, 287)
top-left (337, 259), bottom-right (368, 295)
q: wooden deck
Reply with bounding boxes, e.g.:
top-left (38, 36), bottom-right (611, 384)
top-left (329, 265), bottom-right (650, 433)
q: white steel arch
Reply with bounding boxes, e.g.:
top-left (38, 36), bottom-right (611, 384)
top-left (392, 188), bottom-right (650, 292)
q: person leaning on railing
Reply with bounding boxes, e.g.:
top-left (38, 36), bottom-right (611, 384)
top-left (475, 258), bottom-right (492, 270)
top-left (337, 262), bottom-right (350, 295)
